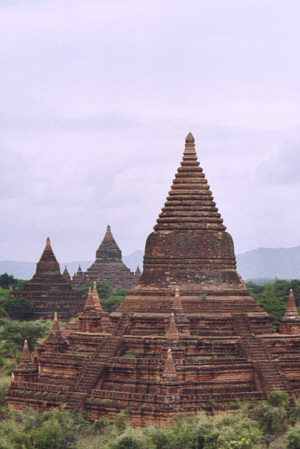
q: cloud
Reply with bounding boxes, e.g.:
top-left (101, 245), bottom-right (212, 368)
top-left (0, 1), bottom-right (300, 261)
top-left (0, 146), bottom-right (34, 199)
top-left (256, 138), bottom-right (300, 185)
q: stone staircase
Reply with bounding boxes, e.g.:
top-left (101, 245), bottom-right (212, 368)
top-left (234, 314), bottom-right (291, 395)
top-left (65, 335), bottom-right (122, 410)
top-left (114, 312), bottom-right (131, 336)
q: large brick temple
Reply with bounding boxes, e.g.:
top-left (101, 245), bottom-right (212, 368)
top-left (7, 134), bottom-right (300, 425)
top-left (72, 225), bottom-right (139, 289)
top-left (10, 237), bottom-right (86, 320)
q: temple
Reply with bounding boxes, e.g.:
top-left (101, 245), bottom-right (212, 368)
top-left (72, 225), bottom-right (138, 289)
top-left (10, 237), bottom-right (86, 320)
top-left (7, 134), bottom-right (300, 425)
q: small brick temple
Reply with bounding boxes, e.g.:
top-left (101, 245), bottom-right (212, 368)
top-left (9, 237), bottom-right (86, 320)
top-left (72, 225), bottom-right (139, 289)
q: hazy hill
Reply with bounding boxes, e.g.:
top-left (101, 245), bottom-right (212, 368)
top-left (1, 246), bottom-right (299, 281)
top-left (236, 246), bottom-right (300, 280)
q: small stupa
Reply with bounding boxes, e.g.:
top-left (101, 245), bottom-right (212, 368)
top-left (72, 226), bottom-right (137, 289)
top-left (10, 237), bottom-right (86, 320)
top-left (280, 289), bottom-right (300, 335)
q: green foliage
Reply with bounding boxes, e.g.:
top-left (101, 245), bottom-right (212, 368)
top-left (0, 379), bottom-right (10, 411)
top-left (0, 274), bottom-right (28, 291)
top-left (289, 399), bottom-right (300, 425)
top-left (101, 296), bottom-right (124, 313)
top-left (267, 391), bottom-right (289, 408)
top-left (0, 308), bottom-right (8, 319)
top-left (0, 320), bottom-right (51, 374)
top-left (3, 297), bottom-right (34, 320)
top-left (0, 403), bottom-right (299, 449)
top-left (246, 279), bottom-right (300, 330)
top-left (0, 288), bottom-right (10, 304)
top-left (0, 408), bottom-right (85, 449)
top-left (0, 274), bottom-right (17, 290)
top-left (286, 422), bottom-right (300, 449)
top-left (111, 434), bottom-right (141, 449)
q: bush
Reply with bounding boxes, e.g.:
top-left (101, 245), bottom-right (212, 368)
top-left (286, 422), bottom-right (300, 449)
top-left (111, 435), bottom-right (141, 449)
top-left (0, 274), bottom-right (18, 290)
top-left (268, 391), bottom-right (289, 409)
top-left (0, 320), bottom-right (51, 374)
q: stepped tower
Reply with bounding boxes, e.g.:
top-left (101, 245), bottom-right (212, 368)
top-left (10, 237), bottom-right (86, 320)
top-left (7, 134), bottom-right (300, 425)
top-left (72, 226), bottom-right (136, 289)
top-left (62, 266), bottom-right (71, 283)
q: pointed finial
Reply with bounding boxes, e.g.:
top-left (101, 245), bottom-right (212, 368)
top-left (166, 314), bottom-right (179, 340)
top-left (85, 287), bottom-right (95, 309)
top-left (20, 339), bottom-right (31, 360)
top-left (52, 312), bottom-right (60, 332)
top-left (46, 236), bottom-right (51, 247)
top-left (173, 287), bottom-right (183, 311)
top-left (185, 132), bottom-right (195, 144)
top-left (284, 289), bottom-right (299, 317)
top-left (162, 348), bottom-right (177, 378)
top-left (92, 282), bottom-right (103, 312)
top-left (135, 266), bottom-right (141, 276)
top-left (107, 225), bottom-right (111, 232)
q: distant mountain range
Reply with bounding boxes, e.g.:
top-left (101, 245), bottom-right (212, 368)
top-left (0, 246), bottom-right (299, 281)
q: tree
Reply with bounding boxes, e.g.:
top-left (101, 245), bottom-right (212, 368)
top-left (0, 273), bottom-right (17, 290)
top-left (3, 297), bottom-right (34, 320)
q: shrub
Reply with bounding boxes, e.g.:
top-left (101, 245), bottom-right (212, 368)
top-left (268, 391), bottom-right (289, 409)
top-left (286, 422), bottom-right (300, 449)
top-left (111, 435), bottom-right (140, 449)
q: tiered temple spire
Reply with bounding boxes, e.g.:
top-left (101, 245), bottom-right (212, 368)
top-left (72, 226), bottom-right (137, 289)
top-left (9, 237), bottom-right (86, 320)
top-left (154, 133), bottom-right (225, 232)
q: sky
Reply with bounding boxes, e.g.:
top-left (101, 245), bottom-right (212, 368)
top-left (0, 0), bottom-right (300, 263)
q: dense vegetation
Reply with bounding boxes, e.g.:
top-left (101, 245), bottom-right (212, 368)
top-left (0, 320), bottom-right (51, 376)
top-left (0, 274), bottom-right (32, 320)
top-left (0, 389), bottom-right (299, 448)
top-left (246, 279), bottom-right (300, 330)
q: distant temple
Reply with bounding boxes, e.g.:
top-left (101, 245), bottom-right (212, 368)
top-left (72, 225), bottom-right (140, 289)
top-left (7, 134), bottom-right (300, 425)
top-left (10, 237), bottom-right (86, 320)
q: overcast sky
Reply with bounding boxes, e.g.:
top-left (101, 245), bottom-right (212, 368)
top-left (0, 0), bottom-right (299, 264)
